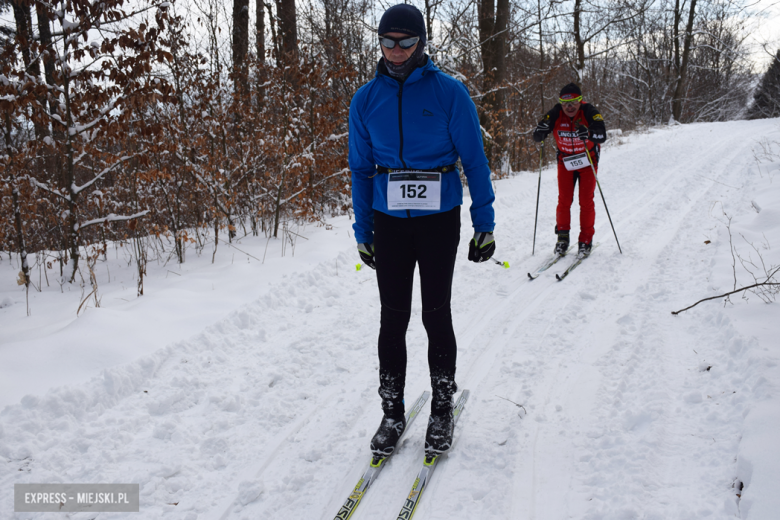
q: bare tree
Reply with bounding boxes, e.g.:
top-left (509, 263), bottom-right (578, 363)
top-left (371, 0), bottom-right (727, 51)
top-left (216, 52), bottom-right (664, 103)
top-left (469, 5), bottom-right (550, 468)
top-left (233, 0), bottom-right (250, 92)
top-left (276, 0), bottom-right (298, 61)
top-left (478, 0), bottom-right (509, 163)
top-left (256, 0), bottom-right (265, 61)
top-left (671, 0), bottom-right (698, 122)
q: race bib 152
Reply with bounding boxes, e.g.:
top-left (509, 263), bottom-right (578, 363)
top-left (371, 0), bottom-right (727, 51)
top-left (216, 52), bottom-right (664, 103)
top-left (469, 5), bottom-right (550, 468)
top-left (387, 172), bottom-right (442, 210)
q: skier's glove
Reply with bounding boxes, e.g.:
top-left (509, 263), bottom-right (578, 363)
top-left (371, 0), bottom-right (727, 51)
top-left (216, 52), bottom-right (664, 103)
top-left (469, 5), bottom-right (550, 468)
top-left (357, 243), bottom-right (376, 269)
top-left (468, 232), bottom-right (495, 263)
top-left (533, 120), bottom-right (550, 142)
top-left (576, 125), bottom-right (589, 142)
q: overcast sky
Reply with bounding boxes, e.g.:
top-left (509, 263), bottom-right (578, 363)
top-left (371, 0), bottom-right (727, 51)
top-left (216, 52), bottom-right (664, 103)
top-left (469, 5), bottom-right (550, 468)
top-left (745, 0), bottom-right (780, 70)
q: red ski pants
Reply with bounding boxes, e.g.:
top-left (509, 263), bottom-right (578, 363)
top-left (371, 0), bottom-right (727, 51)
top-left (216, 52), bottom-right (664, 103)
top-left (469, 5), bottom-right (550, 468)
top-left (556, 159), bottom-right (597, 245)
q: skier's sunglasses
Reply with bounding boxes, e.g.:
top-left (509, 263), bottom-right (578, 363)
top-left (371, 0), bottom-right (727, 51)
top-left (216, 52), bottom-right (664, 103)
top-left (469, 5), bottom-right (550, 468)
top-left (559, 95), bottom-right (583, 104)
top-left (378, 35), bottom-right (420, 50)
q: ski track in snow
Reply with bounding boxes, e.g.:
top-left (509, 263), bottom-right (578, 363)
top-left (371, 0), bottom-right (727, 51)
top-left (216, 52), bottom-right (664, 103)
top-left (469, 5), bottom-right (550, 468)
top-left (1, 120), bottom-right (779, 520)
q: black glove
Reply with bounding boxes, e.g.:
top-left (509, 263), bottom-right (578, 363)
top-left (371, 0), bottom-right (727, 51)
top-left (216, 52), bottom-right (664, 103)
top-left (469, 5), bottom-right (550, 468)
top-left (533, 120), bottom-right (550, 142)
top-left (357, 243), bottom-right (376, 269)
top-left (576, 125), bottom-right (589, 142)
top-left (468, 232), bottom-right (495, 263)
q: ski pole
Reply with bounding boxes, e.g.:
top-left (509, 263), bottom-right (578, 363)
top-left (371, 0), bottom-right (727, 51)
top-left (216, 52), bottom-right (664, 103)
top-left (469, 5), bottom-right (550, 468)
top-left (532, 140), bottom-right (543, 255)
top-left (584, 147), bottom-right (622, 254)
top-left (492, 258), bottom-right (510, 269)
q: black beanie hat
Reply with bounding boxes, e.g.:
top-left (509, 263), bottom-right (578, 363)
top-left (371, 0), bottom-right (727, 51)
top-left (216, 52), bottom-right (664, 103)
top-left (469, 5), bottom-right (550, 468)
top-left (378, 4), bottom-right (427, 47)
top-left (559, 83), bottom-right (582, 99)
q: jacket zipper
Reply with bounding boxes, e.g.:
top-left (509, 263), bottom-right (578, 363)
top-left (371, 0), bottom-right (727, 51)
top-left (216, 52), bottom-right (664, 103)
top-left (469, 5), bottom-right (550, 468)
top-left (397, 82), bottom-right (411, 217)
top-left (398, 82), bottom-right (406, 169)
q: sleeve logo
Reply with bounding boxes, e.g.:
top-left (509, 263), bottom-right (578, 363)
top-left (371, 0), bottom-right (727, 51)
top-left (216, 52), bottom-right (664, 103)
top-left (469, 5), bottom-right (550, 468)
top-left (593, 114), bottom-right (604, 121)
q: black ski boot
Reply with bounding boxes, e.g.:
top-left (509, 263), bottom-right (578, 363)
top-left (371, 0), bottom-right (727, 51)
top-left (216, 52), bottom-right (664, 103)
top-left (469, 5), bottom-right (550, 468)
top-left (554, 229), bottom-right (570, 256)
top-left (578, 241), bottom-right (592, 257)
top-left (425, 369), bottom-right (457, 457)
top-left (370, 415), bottom-right (406, 458)
top-left (370, 371), bottom-right (406, 458)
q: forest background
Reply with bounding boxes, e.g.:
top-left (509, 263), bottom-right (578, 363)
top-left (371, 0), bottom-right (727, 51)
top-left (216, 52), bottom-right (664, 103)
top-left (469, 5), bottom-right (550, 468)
top-left (1, 0), bottom-right (779, 304)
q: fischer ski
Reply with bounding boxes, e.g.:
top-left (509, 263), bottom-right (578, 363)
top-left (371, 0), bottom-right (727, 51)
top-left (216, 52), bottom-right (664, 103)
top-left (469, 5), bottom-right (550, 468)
top-left (528, 246), bottom-right (574, 280)
top-left (395, 390), bottom-right (470, 520)
top-left (333, 391), bottom-right (430, 520)
top-left (555, 243), bottom-right (600, 281)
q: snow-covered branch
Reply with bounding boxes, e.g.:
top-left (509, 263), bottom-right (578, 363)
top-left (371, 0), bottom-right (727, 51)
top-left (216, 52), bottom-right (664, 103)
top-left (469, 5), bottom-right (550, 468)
top-left (71, 153), bottom-right (139, 196)
top-left (76, 210), bottom-right (150, 231)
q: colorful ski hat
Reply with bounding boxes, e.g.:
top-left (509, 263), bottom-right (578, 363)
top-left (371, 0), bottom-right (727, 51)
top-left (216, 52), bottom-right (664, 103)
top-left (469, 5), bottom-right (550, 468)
top-left (378, 4), bottom-right (427, 47)
top-left (559, 83), bottom-right (583, 102)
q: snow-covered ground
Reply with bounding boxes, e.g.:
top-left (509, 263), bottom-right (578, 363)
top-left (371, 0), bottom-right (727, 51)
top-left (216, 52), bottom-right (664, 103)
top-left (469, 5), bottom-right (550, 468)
top-left (1, 119), bottom-right (779, 520)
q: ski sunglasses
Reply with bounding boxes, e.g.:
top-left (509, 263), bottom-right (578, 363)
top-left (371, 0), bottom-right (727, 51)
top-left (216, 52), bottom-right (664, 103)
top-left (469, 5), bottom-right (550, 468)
top-left (559, 95), bottom-right (583, 104)
top-left (378, 35), bottom-right (420, 50)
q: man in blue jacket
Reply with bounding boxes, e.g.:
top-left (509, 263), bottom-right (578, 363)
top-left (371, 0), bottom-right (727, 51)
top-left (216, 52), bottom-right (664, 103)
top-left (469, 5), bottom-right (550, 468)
top-left (349, 3), bottom-right (497, 459)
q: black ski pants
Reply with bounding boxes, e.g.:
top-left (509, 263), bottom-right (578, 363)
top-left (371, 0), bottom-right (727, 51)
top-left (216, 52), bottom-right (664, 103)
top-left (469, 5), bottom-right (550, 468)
top-left (374, 207), bottom-right (460, 391)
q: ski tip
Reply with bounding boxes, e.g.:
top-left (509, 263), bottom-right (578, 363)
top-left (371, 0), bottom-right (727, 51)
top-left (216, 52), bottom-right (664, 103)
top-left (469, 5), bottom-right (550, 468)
top-left (356, 263), bottom-right (362, 271)
top-left (502, 261), bottom-right (510, 269)
top-left (527, 272), bottom-right (535, 280)
top-left (555, 274), bottom-right (562, 281)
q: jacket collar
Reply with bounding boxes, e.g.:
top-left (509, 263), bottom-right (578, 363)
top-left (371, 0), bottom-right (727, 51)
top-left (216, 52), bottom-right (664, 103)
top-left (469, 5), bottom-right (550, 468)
top-left (376, 55), bottom-right (438, 85)
top-left (558, 104), bottom-right (589, 127)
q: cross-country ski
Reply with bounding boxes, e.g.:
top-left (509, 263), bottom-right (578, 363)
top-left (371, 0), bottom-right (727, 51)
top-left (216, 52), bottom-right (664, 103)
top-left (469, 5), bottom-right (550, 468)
top-left (333, 391), bottom-right (429, 520)
top-left (527, 246), bottom-right (575, 280)
top-left (395, 390), bottom-right (470, 520)
top-left (555, 243), bottom-right (600, 281)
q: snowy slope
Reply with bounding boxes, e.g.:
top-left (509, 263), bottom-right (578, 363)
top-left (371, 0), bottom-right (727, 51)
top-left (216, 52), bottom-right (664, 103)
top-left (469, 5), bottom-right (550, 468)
top-left (1, 119), bottom-right (779, 520)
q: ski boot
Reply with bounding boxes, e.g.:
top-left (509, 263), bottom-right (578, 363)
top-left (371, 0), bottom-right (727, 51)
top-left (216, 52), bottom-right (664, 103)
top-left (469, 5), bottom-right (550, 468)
top-left (370, 415), bottom-right (406, 458)
top-left (578, 241), bottom-right (592, 258)
top-left (554, 229), bottom-right (570, 256)
top-left (370, 370), bottom-right (406, 458)
top-left (425, 369), bottom-right (457, 457)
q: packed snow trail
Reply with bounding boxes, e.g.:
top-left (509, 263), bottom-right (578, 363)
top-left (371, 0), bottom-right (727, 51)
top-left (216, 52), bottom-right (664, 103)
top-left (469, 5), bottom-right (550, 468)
top-left (1, 120), bottom-right (779, 520)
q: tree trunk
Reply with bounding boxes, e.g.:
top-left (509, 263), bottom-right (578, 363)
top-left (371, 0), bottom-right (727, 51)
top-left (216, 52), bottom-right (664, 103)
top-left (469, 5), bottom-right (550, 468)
top-left (266, 2), bottom-right (280, 60)
top-left (478, 0), bottom-right (508, 163)
top-left (425, 0), bottom-right (435, 45)
top-left (11, 0), bottom-right (47, 140)
top-left (275, 0), bottom-right (298, 62)
top-left (36, 2), bottom-right (58, 125)
top-left (673, 0), bottom-right (682, 79)
top-left (62, 76), bottom-right (81, 282)
top-left (10, 0), bottom-right (34, 71)
top-left (256, 0), bottom-right (265, 61)
top-left (479, 0), bottom-right (496, 74)
top-left (4, 112), bottom-right (30, 290)
top-left (573, 0), bottom-right (585, 82)
top-left (672, 0), bottom-right (697, 122)
top-left (233, 0), bottom-right (250, 92)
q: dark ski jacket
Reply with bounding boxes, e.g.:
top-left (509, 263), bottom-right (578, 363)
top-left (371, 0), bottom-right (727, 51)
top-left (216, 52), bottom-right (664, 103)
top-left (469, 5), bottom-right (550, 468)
top-left (349, 57), bottom-right (495, 245)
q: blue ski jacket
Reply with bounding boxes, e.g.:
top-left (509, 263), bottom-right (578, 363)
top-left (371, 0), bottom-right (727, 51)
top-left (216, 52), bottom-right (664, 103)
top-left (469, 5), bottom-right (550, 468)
top-left (349, 58), bottom-right (496, 245)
